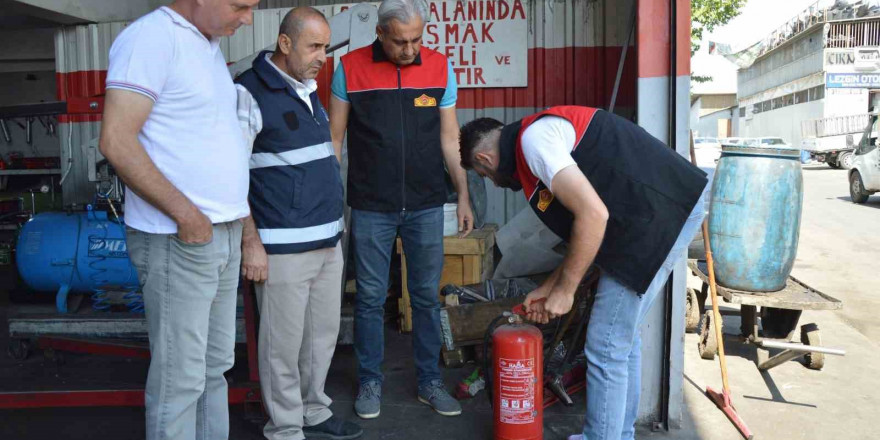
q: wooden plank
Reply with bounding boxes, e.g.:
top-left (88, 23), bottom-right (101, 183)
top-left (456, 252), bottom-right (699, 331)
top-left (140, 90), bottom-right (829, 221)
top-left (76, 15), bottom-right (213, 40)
top-left (461, 255), bottom-right (481, 285)
top-left (688, 260), bottom-right (843, 311)
top-left (440, 256), bottom-right (465, 288)
top-left (441, 225), bottom-right (498, 255)
top-left (397, 236), bottom-right (408, 331)
top-left (440, 271), bottom-right (598, 349)
top-left (399, 250), bottom-right (413, 333)
top-left (400, 225), bottom-right (497, 255)
top-left (441, 296), bottom-right (524, 346)
top-left (9, 315), bottom-right (248, 344)
top-left (480, 246), bottom-right (495, 281)
top-left (441, 346), bottom-right (473, 368)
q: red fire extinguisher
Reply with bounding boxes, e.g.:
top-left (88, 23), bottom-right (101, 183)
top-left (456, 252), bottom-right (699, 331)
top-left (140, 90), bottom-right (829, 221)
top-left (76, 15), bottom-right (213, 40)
top-left (484, 299), bottom-right (545, 440)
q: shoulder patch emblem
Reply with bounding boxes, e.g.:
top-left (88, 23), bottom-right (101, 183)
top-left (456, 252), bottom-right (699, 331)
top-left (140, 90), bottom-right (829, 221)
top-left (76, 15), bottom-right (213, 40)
top-left (414, 94), bottom-right (437, 107)
top-left (537, 189), bottom-right (554, 212)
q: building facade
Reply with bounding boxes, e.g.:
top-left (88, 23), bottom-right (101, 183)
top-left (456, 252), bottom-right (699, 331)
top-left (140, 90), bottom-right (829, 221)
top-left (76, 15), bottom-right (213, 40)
top-left (737, 14), bottom-right (880, 148)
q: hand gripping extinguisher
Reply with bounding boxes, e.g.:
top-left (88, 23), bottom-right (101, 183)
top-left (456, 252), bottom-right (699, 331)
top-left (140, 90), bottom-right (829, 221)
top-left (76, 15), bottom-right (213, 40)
top-left (483, 298), bottom-right (545, 440)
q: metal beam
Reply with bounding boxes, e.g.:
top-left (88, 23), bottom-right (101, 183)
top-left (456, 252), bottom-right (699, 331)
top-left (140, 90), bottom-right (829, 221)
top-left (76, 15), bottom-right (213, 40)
top-left (9, 0), bottom-right (167, 24)
top-left (0, 386), bottom-right (260, 409)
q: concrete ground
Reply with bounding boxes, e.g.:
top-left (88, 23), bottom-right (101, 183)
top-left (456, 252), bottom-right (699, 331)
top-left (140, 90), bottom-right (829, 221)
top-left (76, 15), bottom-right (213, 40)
top-left (1, 164), bottom-right (877, 439)
top-left (0, 317), bottom-right (671, 440)
top-left (788, 164), bottom-right (880, 343)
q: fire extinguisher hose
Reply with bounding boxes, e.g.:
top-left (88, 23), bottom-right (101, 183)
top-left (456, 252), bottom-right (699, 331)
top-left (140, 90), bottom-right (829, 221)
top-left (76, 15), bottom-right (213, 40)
top-left (482, 313), bottom-right (513, 406)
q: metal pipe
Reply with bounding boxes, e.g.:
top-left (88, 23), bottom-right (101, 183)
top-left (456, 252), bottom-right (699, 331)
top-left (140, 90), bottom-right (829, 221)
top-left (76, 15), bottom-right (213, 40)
top-left (609, 5), bottom-right (636, 113)
top-left (26, 117), bottom-right (33, 145)
top-left (0, 119), bottom-right (11, 143)
top-left (757, 339), bottom-right (846, 356)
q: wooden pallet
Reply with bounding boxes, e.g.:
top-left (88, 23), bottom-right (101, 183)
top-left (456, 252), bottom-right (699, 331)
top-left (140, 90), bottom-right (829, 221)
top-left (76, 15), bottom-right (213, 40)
top-left (397, 224), bottom-right (497, 332)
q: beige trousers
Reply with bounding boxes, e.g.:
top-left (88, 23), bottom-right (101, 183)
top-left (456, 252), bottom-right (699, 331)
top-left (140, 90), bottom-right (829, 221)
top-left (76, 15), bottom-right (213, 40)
top-left (255, 243), bottom-right (343, 440)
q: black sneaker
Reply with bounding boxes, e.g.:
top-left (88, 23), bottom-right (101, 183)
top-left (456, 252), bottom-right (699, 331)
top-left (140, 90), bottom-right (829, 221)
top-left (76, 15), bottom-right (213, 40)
top-left (303, 415), bottom-right (363, 440)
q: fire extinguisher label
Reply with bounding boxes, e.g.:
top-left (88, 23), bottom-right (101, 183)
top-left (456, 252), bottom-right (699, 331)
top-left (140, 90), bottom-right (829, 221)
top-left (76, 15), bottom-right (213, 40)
top-left (498, 357), bottom-right (536, 424)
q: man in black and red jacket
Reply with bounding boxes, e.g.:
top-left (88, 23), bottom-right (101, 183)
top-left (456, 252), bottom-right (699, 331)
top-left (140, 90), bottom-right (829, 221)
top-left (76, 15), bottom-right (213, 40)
top-left (328, 0), bottom-right (474, 421)
top-left (459, 106), bottom-right (708, 440)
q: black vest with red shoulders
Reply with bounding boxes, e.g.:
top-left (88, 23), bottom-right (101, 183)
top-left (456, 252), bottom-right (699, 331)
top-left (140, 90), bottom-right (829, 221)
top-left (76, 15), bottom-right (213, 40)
top-left (498, 106), bottom-right (708, 292)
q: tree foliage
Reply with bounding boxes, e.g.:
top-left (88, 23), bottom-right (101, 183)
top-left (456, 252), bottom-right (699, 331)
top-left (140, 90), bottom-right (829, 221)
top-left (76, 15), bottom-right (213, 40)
top-left (692, 0), bottom-right (747, 54)
top-left (691, 0), bottom-right (747, 83)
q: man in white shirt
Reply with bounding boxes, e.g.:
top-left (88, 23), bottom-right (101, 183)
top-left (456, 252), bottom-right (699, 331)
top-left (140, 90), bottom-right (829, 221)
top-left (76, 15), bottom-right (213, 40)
top-left (234, 7), bottom-right (361, 440)
top-left (459, 107), bottom-right (708, 440)
top-left (99, 1), bottom-right (258, 439)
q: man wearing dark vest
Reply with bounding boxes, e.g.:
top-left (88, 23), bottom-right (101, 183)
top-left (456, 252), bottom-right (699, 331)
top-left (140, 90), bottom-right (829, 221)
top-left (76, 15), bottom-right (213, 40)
top-left (459, 106), bottom-right (709, 440)
top-left (235, 8), bottom-right (361, 440)
top-left (328, 0), bottom-right (473, 420)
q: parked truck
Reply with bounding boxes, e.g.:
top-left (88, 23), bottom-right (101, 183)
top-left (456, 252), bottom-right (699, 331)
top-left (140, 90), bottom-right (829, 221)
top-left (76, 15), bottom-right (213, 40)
top-left (800, 113), bottom-right (869, 169)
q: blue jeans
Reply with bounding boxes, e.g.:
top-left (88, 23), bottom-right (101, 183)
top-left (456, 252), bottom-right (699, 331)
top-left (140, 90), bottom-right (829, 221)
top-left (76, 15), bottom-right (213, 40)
top-left (583, 188), bottom-right (707, 440)
top-left (352, 207), bottom-right (444, 386)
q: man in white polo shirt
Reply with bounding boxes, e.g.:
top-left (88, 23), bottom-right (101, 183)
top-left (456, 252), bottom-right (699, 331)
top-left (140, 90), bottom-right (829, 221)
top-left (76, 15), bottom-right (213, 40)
top-left (99, 0), bottom-right (258, 439)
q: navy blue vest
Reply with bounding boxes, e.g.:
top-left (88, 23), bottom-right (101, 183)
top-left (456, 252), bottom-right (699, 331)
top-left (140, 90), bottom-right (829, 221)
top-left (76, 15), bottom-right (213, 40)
top-left (235, 51), bottom-right (344, 254)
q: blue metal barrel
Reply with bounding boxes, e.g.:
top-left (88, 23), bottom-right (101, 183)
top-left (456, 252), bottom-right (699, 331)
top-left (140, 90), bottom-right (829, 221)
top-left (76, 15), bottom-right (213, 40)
top-left (708, 145), bottom-right (803, 292)
top-left (16, 211), bottom-right (139, 312)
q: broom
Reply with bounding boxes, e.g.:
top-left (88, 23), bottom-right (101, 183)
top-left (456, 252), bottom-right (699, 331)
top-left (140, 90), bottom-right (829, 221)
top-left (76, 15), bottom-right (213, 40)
top-left (690, 132), bottom-right (754, 440)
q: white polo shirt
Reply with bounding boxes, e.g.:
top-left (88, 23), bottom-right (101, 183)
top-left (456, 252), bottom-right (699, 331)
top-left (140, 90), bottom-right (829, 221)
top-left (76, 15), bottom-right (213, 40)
top-left (106, 7), bottom-right (250, 233)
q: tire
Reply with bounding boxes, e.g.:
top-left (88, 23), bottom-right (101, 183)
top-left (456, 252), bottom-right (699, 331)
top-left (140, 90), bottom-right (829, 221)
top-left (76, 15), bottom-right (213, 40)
top-left (801, 323), bottom-right (825, 370)
top-left (698, 310), bottom-right (719, 360)
top-left (838, 151), bottom-right (854, 170)
top-left (828, 154), bottom-right (841, 169)
top-left (850, 171), bottom-right (870, 204)
top-left (7, 339), bottom-right (30, 361)
top-left (685, 288), bottom-right (701, 333)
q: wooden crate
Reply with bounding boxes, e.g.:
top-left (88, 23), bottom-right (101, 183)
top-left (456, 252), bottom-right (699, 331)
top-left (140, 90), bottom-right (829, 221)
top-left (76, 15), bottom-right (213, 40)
top-left (397, 224), bottom-right (497, 332)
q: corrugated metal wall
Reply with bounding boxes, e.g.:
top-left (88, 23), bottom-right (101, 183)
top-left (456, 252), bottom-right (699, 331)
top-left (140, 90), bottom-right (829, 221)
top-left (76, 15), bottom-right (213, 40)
top-left (55, 22), bottom-right (125, 206)
top-left (246, 0), bottom-right (638, 225)
top-left (54, 0), bottom-right (636, 222)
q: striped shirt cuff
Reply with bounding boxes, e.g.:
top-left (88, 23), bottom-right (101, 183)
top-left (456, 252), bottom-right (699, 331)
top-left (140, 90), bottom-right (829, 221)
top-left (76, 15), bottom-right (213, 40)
top-left (106, 81), bottom-right (159, 102)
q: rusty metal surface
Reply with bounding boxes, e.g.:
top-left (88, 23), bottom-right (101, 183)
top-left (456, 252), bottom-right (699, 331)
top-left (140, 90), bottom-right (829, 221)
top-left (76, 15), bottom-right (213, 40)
top-left (689, 260), bottom-right (843, 310)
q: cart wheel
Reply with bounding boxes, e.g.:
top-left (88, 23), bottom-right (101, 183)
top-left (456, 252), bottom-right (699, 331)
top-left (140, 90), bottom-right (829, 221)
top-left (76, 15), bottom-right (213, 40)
top-left (740, 305), bottom-right (757, 338)
top-left (761, 308), bottom-right (802, 340)
top-left (801, 323), bottom-right (825, 370)
top-left (685, 288), bottom-right (701, 333)
top-left (698, 310), bottom-right (719, 360)
top-left (697, 284), bottom-right (709, 313)
top-left (7, 339), bottom-right (30, 361)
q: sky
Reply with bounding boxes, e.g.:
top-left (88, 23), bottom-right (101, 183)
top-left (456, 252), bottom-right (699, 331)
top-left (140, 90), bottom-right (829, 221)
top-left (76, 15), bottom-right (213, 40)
top-left (705, 0), bottom-right (824, 49)
top-left (692, 0), bottom-right (825, 93)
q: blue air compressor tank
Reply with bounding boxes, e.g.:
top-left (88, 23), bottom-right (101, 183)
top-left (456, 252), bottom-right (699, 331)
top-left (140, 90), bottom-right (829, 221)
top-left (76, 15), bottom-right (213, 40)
top-left (16, 211), bottom-right (139, 312)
